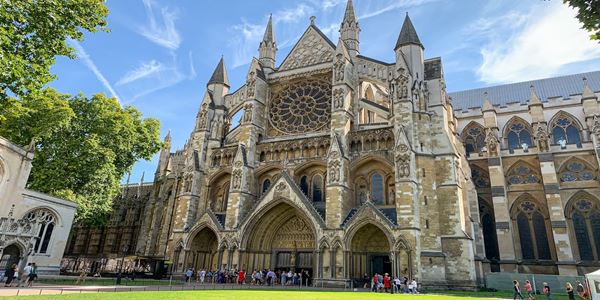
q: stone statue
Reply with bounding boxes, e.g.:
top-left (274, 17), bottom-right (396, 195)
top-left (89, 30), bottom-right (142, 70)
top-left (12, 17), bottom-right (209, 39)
top-left (395, 152), bottom-right (411, 178)
top-left (535, 126), bottom-right (550, 152)
top-left (333, 88), bottom-right (344, 110)
top-left (232, 170), bottom-right (242, 190)
top-left (242, 103), bottom-right (253, 123)
top-left (485, 128), bottom-right (499, 157)
top-left (197, 103), bottom-right (208, 129)
top-left (592, 115), bottom-right (600, 147)
top-left (329, 160), bottom-right (341, 183)
top-left (246, 71), bottom-right (256, 99)
top-left (334, 54), bottom-right (345, 82)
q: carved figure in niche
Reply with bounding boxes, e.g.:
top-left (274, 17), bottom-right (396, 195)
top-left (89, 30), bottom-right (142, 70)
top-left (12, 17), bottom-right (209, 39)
top-left (232, 170), bottom-right (242, 190)
top-left (592, 115), bottom-right (600, 146)
top-left (535, 126), bottom-right (550, 152)
top-left (334, 54), bottom-right (345, 82)
top-left (333, 88), bottom-right (344, 109)
top-left (398, 68), bottom-right (409, 100)
top-left (395, 152), bottom-right (411, 178)
top-left (484, 128), bottom-right (499, 157)
top-left (246, 71), bottom-right (256, 99)
top-left (242, 103), bottom-right (253, 124)
top-left (197, 103), bottom-right (208, 129)
top-left (329, 160), bottom-right (341, 183)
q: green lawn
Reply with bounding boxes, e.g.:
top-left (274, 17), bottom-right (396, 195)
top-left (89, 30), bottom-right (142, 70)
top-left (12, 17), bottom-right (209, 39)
top-left (0, 290), bottom-right (523, 300)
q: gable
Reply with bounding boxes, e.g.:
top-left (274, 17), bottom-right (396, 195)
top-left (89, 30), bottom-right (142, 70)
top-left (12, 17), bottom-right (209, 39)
top-left (279, 25), bottom-right (336, 71)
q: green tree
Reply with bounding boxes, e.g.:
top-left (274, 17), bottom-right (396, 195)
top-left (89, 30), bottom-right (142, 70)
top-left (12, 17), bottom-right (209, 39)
top-left (0, 0), bottom-right (108, 99)
top-left (1, 93), bottom-right (161, 225)
top-left (564, 0), bottom-right (600, 42)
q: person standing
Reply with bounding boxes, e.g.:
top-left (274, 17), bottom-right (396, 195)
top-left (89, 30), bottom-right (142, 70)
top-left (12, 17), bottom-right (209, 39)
top-left (576, 281), bottom-right (586, 300)
top-left (543, 282), bottom-right (552, 300)
top-left (363, 273), bottom-right (370, 289)
top-left (238, 269), bottom-right (245, 285)
top-left (566, 282), bottom-right (575, 300)
top-left (4, 264), bottom-right (17, 287)
top-left (524, 280), bottom-right (534, 300)
top-left (27, 263), bottom-right (37, 287)
top-left (513, 280), bottom-right (524, 300)
top-left (371, 273), bottom-right (379, 292)
top-left (393, 276), bottom-right (401, 293)
top-left (383, 273), bottom-right (392, 294)
top-left (411, 278), bottom-right (418, 294)
top-left (20, 263), bottom-right (32, 287)
top-left (185, 268), bottom-right (193, 283)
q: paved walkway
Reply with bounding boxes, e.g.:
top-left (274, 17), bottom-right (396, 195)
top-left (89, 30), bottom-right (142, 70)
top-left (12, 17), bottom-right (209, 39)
top-left (0, 283), bottom-right (362, 297)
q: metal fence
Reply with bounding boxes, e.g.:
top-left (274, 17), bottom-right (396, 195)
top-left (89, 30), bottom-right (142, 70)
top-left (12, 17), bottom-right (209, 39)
top-left (485, 272), bottom-right (586, 294)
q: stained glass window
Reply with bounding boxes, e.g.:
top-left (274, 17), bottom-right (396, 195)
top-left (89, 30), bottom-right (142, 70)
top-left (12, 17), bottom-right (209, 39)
top-left (559, 160), bottom-right (596, 182)
top-left (262, 179), bottom-right (271, 194)
top-left (371, 172), bottom-right (384, 205)
top-left (462, 124), bottom-right (486, 155)
top-left (569, 197), bottom-right (600, 261)
top-left (551, 115), bottom-right (581, 145)
top-left (312, 175), bottom-right (323, 202)
top-left (300, 176), bottom-right (309, 196)
top-left (480, 200), bottom-right (499, 260)
top-left (514, 199), bottom-right (552, 260)
top-left (471, 167), bottom-right (490, 188)
top-left (507, 121), bottom-right (532, 150)
top-left (507, 163), bottom-right (540, 185)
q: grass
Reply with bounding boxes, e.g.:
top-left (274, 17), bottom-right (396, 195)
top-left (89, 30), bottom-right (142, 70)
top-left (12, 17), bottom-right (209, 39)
top-left (0, 290), bottom-right (510, 300)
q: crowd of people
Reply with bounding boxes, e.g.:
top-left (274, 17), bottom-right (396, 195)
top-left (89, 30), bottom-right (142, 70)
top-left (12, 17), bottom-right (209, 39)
top-left (1, 263), bottom-right (38, 287)
top-left (183, 268), bottom-right (312, 286)
top-left (364, 272), bottom-right (418, 294)
top-left (512, 279), bottom-right (592, 300)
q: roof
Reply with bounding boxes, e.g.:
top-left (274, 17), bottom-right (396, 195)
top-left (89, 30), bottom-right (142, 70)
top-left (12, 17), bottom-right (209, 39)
top-left (448, 71), bottom-right (600, 111)
top-left (395, 14), bottom-right (423, 50)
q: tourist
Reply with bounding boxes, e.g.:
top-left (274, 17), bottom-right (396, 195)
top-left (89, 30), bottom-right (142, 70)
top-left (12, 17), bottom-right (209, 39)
top-left (280, 270), bottom-right (286, 285)
top-left (238, 269), bottom-right (245, 285)
top-left (76, 269), bottom-right (87, 285)
top-left (543, 282), bottom-right (552, 300)
top-left (287, 270), bottom-right (293, 285)
top-left (576, 281), bottom-right (586, 300)
top-left (266, 269), bottom-right (275, 286)
top-left (371, 273), bottom-right (379, 292)
top-left (27, 263), bottom-right (37, 287)
top-left (363, 273), bottom-right (370, 289)
top-left (4, 264), bottom-right (17, 287)
top-left (394, 276), bottom-right (401, 293)
top-left (20, 263), bottom-right (32, 287)
top-left (524, 280), bottom-right (534, 300)
top-left (566, 282), bottom-right (575, 300)
top-left (402, 276), bottom-right (409, 293)
top-left (185, 268), bottom-right (193, 283)
top-left (293, 272), bottom-right (299, 285)
top-left (513, 280), bottom-right (524, 300)
top-left (383, 273), bottom-right (392, 293)
top-left (199, 269), bottom-right (206, 283)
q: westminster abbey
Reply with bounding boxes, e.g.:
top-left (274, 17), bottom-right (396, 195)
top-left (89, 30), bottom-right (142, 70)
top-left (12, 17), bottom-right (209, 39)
top-left (63, 0), bottom-right (600, 288)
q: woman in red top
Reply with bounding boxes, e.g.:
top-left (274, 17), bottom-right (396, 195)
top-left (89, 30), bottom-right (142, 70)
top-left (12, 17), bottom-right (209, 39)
top-left (238, 270), bottom-right (245, 285)
top-left (384, 273), bottom-right (392, 293)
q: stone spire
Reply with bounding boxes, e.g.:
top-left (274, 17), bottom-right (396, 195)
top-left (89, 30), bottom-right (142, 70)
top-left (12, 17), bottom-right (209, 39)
top-left (395, 13), bottom-right (423, 50)
top-left (207, 56), bottom-right (229, 88)
top-left (259, 14), bottom-right (277, 69)
top-left (482, 92), bottom-right (494, 112)
top-left (340, 0), bottom-right (359, 56)
top-left (529, 85), bottom-right (542, 104)
top-left (582, 77), bottom-right (597, 101)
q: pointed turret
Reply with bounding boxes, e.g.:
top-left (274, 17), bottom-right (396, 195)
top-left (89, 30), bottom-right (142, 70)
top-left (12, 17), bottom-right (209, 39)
top-left (395, 13), bottom-right (423, 50)
top-left (207, 56), bottom-right (229, 88)
top-left (156, 130), bottom-right (172, 176)
top-left (482, 92), bottom-right (494, 112)
top-left (137, 171), bottom-right (145, 197)
top-left (394, 13), bottom-right (424, 81)
top-left (529, 85), bottom-right (542, 104)
top-left (259, 14), bottom-right (277, 69)
top-left (340, 0), bottom-right (360, 56)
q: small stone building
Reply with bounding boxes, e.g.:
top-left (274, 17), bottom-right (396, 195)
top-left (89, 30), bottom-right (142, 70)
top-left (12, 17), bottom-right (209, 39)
top-left (0, 136), bottom-right (77, 275)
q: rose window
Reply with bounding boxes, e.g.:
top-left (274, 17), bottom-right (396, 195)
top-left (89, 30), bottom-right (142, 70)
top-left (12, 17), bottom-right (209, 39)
top-left (269, 79), bottom-right (331, 134)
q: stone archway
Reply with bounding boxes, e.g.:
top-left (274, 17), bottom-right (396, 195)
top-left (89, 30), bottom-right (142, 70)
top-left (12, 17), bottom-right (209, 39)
top-left (242, 202), bottom-right (317, 274)
top-left (349, 223), bottom-right (393, 280)
top-left (189, 227), bottom-right (219, 271)
top-left (0, 244), bottom-right (22, 271)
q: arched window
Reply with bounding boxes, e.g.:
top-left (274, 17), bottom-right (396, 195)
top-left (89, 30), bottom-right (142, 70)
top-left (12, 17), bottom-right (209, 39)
top-left (507, 162), bottom-right (540, 185)
top-left (371, 172), bottom-right (384, 205)
top-left (559, 159), bottom-right (597, 182)
top-left (222, 182), bottom-right (230, 211)
top-left (365, 85), bottom-right (375, 101)
top-left (479, 199), bottom-right (499, 260)
top-left (462, 123), bottom-right (486, 155)
top-left (551, 113), bottom-right (581, 146)
top-left (471, 165), bottom-right (490, 188)
top-left (262, 179), bottom-right (271, 194)
top-left (312, 175), bottom-right (323, 202)
top-left (505, 118), bottom-right (532, 150)
top-left (300, 176), bottom-right (309, 196)
top-left (567, 195), bottom-right (600, 261)
top-left (25, 209), bottom-right (57, 254)
top-left (512, 199), bottom-right (552, 260)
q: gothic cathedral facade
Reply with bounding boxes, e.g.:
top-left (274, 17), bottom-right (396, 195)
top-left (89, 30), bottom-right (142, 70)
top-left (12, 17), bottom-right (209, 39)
top-left (64, 0), bottom-right (600, 288)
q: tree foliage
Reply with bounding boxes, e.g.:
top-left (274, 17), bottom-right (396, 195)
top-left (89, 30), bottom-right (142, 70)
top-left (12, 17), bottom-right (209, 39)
top-left (0, 0), bottom-right (108, 99)
top-left (564, 0), bottom-right (600, 42)
top-left (0, 92), bottom-right (161, 225)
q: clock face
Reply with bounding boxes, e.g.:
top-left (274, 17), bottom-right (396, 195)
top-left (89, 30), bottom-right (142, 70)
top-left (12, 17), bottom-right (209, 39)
top-left (269, 77), bottom-right (331, 135)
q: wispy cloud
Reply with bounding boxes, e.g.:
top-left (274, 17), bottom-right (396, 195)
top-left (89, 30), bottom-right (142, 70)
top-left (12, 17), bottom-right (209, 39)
top-left (116, 60), bottom-right (163, 85)
top-left (138, 0), bottom-right (181, 50)
top-left (358, 0), bottom-right (439, 20)
top-left (70, 40), bottom-right (120, 102)
top-left (188, 51), bottom-right (197, 79)
top-left (476, 3), bottom-right (600, 84)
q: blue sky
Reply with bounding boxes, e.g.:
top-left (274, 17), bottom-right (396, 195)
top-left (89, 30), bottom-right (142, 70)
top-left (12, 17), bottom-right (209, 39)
top-left (49, 0), bottom-right (600, 184)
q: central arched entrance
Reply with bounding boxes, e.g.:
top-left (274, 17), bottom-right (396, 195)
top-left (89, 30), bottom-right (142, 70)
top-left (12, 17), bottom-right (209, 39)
top-left (0, 244), bottom-right (21, 271)
top-left (349, 223), bottom-right (392, 279)
top-left (243, 202), bottom-right (316, 274)
top-left (189, 227), bottom-right (219, 271)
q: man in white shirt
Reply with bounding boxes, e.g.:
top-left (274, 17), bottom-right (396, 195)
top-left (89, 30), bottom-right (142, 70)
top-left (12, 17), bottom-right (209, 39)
top-left (199, 269), bottom-right (206, 283)
top-left (20, 263), bottom-right (33, 287)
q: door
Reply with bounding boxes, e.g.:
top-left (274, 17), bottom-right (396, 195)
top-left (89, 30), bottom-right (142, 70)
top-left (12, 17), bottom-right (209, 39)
top-left (370, 254), bottom-right (391, 275)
